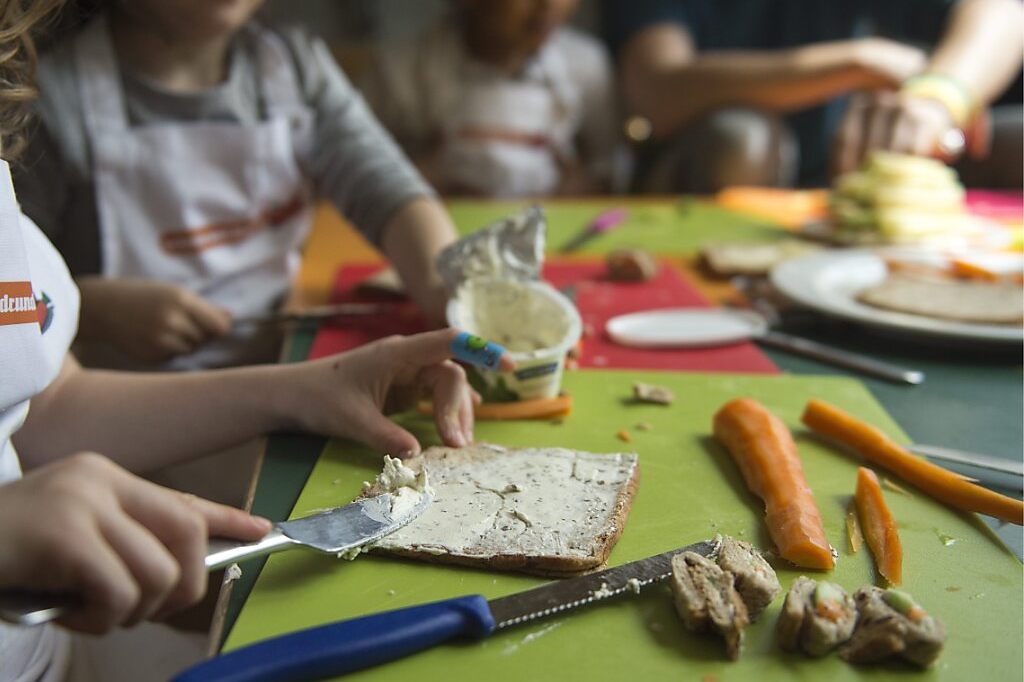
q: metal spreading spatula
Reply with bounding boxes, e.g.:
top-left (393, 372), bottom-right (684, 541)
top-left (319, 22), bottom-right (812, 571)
top-left (0, 491), bottom-right (431, 626)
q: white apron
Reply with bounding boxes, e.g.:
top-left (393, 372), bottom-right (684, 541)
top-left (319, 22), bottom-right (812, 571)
top-left (0, 160), bottom-right (79, 682)
top-left (439, 41), bottom-right (580, 198)
top-left (73, 17), bottom-right (313, 370)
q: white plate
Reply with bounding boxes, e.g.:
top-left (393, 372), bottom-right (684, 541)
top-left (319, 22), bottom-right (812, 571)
top-left (605, 309), bottom-right (768, 348)
top-left (770, 250), bottom-right (1024, 344)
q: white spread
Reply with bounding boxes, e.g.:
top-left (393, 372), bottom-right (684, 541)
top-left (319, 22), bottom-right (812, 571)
top-left (592, 582), bottom-right (615, 599)
top-left (341, 455), bottom-right (432, 561)
top-left (224, 564), bottom-right (242, 583)
top-left (626, 578), bottom-right (642, 595)
top-left (454, 280), bottom-right (572, 357)
top-left (372, 445), bottom-right (638, 562)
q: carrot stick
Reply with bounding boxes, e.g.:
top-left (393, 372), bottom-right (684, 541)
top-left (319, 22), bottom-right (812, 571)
top-left (802, 399), bottom-right (1024, 525)
top-left (855, 467), bottom-right (903, 586)
top-left (416, 394), bottom-right (573, 421)
top-left (713, 398), bottom-right (835, 570)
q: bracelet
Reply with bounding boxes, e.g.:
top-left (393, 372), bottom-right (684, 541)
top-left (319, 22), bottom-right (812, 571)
top-left (901, 73), bottom-right (974, 127)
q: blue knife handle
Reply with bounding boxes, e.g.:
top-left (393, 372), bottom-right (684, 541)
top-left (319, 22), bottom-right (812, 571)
top-left (173, 595), bottom-right (495, 682)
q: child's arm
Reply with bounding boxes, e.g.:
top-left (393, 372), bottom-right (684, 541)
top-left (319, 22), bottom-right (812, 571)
top-left (0, 453), bottom-right (269, 633)
top-left (378, 196), bottom-right (457, 323)
top-left (13, 329), bottom-right (494, 474)
top-left (293, 31), bottom-right (457, 320)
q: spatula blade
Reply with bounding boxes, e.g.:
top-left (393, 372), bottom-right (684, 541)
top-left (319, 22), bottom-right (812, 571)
top-left (277, 491), bottom-right (432, 554)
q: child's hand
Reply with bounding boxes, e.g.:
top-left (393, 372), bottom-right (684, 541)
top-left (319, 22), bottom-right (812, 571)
top-left (0, 453), bottom-right (271, 634)
top-left (281, 329), bottom-right (514, 457)
top-left (77, 277), bottom-right (233, 362)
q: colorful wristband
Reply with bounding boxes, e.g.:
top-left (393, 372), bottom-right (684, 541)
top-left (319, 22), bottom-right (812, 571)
top-left (450, 331), bottom-right (507, 371)
top-left (901, 73), bottom-right (974, 128)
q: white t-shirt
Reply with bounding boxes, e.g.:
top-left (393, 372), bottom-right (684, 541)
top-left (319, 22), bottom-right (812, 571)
top-left (362, 21), bottom-right (619, 197)
top-left (0, 160), bottom-right (79, 682)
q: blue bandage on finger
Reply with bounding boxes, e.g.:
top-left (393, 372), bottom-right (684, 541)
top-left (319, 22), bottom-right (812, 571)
top-left (450, 331), bottom-right (506, 371)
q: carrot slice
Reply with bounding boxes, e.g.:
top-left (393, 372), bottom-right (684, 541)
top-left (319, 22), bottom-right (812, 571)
top-left (713, 398), bottom-right (834, 570)
top-left (416, 394), bottom-right (572, 421)
top-left (802, 399), bottom-right (1024, 525)
top-left (950, 258), bottom-right (1000, 281)
top-left (855, 467), bottom-right (903, 586)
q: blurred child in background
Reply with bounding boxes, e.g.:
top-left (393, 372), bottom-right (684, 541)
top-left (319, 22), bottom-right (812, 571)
top-left (13, 0), bottom-right (458, 371)
top-left (362, 0), bottom-right (619, 198)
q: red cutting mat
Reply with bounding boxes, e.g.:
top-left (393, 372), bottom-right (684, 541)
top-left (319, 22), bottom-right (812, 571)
top-left (308, 261), bottom-right (778, 374)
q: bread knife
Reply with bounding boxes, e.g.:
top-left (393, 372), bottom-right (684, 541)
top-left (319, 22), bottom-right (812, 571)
top-left (0, 492), bottom-right (431, 627)
top-left (173, 538), bottom-right (721, 682)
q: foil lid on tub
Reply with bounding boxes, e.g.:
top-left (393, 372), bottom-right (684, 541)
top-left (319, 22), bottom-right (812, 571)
top-left (436, 205), bottom-right (546, 292)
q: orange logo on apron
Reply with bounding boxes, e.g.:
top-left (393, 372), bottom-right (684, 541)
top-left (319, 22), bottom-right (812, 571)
top-left (0, 281), bottom-right (37, 326)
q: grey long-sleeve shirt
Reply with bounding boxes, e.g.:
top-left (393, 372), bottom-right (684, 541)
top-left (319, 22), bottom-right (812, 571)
top-left (13, 22), bottom-right (433, 276)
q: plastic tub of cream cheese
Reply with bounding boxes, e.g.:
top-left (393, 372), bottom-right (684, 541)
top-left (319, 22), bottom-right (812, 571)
top-left (447, 278), bottom-right (581, 401)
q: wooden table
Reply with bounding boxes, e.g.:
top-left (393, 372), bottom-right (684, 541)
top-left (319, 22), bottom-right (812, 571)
top-left (219, 197), bottom-right (1023, 646)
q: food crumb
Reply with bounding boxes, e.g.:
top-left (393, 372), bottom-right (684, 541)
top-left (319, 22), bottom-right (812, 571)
top-left (632, 382), bottom-right (675, 405)
top-left (607, 248), bottom-right (658, 282)
top-left (946, 586), bottom-right (961, 592)
top-left (626, 578), bottom-right (642, 595)
top-left (387, 589), bottom-right (396, 596)
top-left (592, 582), bottom-right (615, 599)
top-left (331, 479), bottom-right (342, 486)
top-left (512, 509), bottom-right (533, 527)
top-left (616, 429), bottom-right (632, 443)
top-left (934, 530), bottom-right (957, 547)
top-left (635, 422), bottom-right (653, 431)
top-left (224, 563), bottom-right (242, 584)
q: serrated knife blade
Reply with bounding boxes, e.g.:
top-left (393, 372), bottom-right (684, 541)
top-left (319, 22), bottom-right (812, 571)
top-left (174, 538), bottom-right (721, 682)
top-left (488, 538), bottom-right (719, 629)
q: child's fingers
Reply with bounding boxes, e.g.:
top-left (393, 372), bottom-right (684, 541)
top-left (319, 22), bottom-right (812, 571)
top-left (162, 310), bottom-right (206, 347)
top-left (181, 494), bottom-right (272, 542)
top-left (387, 329), bottom-right (515, 374)
top-left (96, 513), bottom-right (180, 626)
top-left (350, 404), bottom-right (422, 459)
top-left (417, 361), bottom-right (471, 448)
top-left (153, 331), bottom-right (196, 358)
top-left (115, 479), bottom-right (267, 618)
top-left (56, 531), bottom-right (139, 635)
top-left (459, 384), bottom-right (475, 444)
top-left (182, 291), bottom-right (233, 338)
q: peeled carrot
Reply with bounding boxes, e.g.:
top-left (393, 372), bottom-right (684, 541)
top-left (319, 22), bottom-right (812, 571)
top-left (802, 399), bottom-right (1024, 525)
top-left (855, 467), bottom-right (903, 586)
top-left (416, 394), bottom-right (573, 421)
top-left (713, 398), bottom-right (835, 570)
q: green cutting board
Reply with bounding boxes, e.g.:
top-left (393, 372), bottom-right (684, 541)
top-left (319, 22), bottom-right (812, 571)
top-left (448, 199), bottom-right (785, 254)
top-left (226, 371), bottom-right (1022, 680)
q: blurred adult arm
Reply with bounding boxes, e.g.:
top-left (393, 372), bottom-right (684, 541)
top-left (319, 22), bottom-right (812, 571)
top-left (620, 23), bottom-right (927, 138)
top-left (834, 0), bottom-right (1024, 172)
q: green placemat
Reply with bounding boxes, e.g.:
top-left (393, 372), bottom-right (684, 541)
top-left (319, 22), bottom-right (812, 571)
top-left (225, 370), bottom-right (1021, 680)
top-left (448, 199), bottom-right (785, 254)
